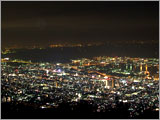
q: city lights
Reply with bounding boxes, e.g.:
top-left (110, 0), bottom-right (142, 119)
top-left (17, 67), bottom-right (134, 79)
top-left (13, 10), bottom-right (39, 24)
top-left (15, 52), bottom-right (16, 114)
top-left (1, 1), bottom-right (159, 119)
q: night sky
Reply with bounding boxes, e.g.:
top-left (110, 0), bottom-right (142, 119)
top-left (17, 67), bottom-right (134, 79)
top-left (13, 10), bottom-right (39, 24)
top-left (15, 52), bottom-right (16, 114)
top-left (2, 1), bottom-right (159, 48)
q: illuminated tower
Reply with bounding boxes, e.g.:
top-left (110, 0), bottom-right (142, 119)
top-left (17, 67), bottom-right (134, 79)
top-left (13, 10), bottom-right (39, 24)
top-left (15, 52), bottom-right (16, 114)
top-left (46, 70), bottom-right (49, 76)
top-left (105, 80), bottom-right (108, 86)
top-left (145, 64), bottom-right (148, 72)
top-left (126, 64), bottom-right (128, 70)
top-left (130, 64), bottom-right (132, 71)
top-left (134, 65), bottom-right (136, 70)
top-left (80, 61), bottom-right (82, 66)
top-left (112, 79), bottom-right (114, 88)
top-left (145, 64), bottom-right (150, 76)
top-left (140, 64), bottom-right (142, 72)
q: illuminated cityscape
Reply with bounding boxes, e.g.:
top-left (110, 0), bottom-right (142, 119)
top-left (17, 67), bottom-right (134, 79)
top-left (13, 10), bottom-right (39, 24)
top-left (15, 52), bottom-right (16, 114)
top-left (1, 56), bottom-right (159, 118)
top-left (1, 1), bottom-right (159, 119)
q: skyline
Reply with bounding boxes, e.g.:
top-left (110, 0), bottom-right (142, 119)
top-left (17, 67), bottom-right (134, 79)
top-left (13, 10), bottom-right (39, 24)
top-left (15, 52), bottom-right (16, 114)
top-left (2, 1), bottom-right (159, 48)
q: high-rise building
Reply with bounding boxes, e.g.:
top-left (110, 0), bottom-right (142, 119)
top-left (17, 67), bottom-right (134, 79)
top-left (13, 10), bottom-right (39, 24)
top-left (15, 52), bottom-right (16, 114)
top-left (140, 64), bottom-right (142, 72)
top-left (130, 64), bottom-right (132, 71)
top-left (126, 64), bottom-right (128, 70)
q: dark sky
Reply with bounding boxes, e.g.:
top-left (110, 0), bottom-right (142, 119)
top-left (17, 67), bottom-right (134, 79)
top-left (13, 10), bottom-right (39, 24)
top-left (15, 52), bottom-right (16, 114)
top-left (2, 1), bottom-right (159, 48)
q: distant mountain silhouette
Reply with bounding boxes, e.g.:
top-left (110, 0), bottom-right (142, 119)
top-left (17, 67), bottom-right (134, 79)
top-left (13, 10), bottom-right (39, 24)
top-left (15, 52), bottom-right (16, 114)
top-left (2, 43), bottom-right (158, 63)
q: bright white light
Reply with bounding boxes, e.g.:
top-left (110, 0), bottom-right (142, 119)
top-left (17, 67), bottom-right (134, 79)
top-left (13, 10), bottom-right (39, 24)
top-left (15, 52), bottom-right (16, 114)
top-left (123, 100), bottom-right (128, 103)
top-left (122, 80), bottom-right (126, 84)
top-left (74, 73), bottom-right (78, 76)
top-left (57, 69), bottom-right (61, 72)
top-left (4, 58), bottom-right (9, 60)
top-left (57, 63), bottom-right (60, 65)
top-left (155, 108), bottom-right (159, 111)
top-left (41, 106), bottom-right (46, 109)
top-left (46, 70), bottom-right (49, 74)
top-left (78, 93), bottom-right (81, 98)
top-left (62, 72), bottom-right (66, 75)
top-left (132, 86), bottom-right (135, 89)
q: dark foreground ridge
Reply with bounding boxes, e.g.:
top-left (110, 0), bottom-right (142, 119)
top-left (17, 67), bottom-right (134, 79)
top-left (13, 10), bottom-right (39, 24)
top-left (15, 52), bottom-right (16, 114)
top-left (2, 101), bottom-right (159, 119)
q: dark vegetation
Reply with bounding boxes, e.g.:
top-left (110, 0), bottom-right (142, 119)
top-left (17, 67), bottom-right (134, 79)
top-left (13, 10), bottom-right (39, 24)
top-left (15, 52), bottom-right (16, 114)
top-left (2, 101), bottom-right (159, 119)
